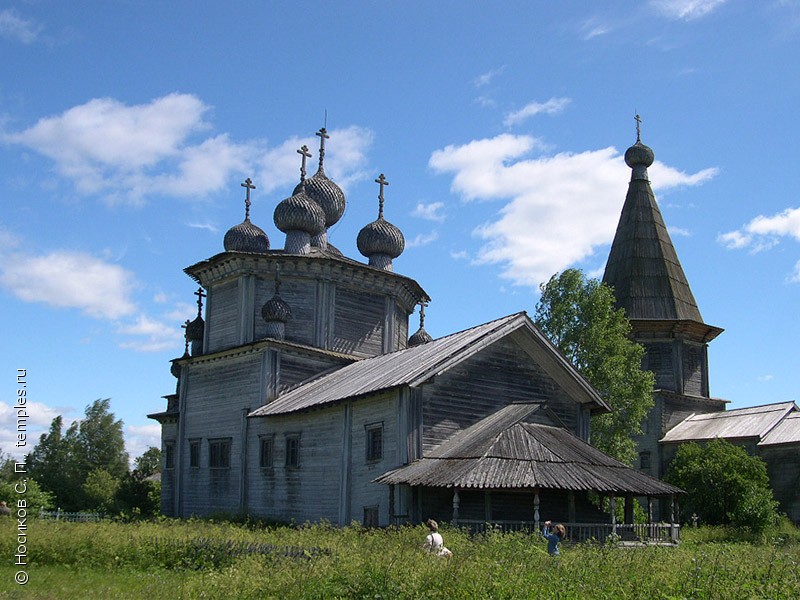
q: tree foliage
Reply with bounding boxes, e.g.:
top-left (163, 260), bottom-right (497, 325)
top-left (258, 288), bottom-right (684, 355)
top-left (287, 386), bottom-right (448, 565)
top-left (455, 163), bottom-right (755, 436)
top-left (665, 438), bottom-right (779, 532)
top-left (26, 399), bottom-right (129, 511)
top-left (534, 269), bottom-right (654, 464)
top-left (134, 446), bottom-right (161, 479)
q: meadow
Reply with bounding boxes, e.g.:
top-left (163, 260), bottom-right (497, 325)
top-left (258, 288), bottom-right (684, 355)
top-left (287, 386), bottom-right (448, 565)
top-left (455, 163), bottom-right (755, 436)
top-left (1, 517), bottom-right (798, 599)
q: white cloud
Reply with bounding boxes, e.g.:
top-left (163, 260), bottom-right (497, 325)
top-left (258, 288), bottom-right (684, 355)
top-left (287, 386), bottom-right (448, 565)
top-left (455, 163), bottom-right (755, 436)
top-left (450, 250), bottom-right (469, 260)
top-left (580, 18), bottom-right (613, 39)
top-left (473, 67), bottom-right (506, 88)
top-left (431, 133), bottom-right (716, 287)
top-left (650, 0), bottom-right (728, 20)
top-left (412, 202), bottom-right (446, 222)
top-left (719, 207), bottom-right (800, 265)
top-left (0, 250), bottom-right (137, 319)
top-left (791, 260), bottom-right (800, 284)
top-left (0, 9), bottom-right (41, 43)
top-left (125, 423), bottom-right (162, 461)
top-left (0, 400), bottom-right (71, 461)
top-left (668, 226), bottom-right (691, 237)
top-left (117, 314), bottom-right (183, 353)
top-left (186, 222), bottom-right (219, 233)
top-left (406, 231), bottom-right (439, 248)
top-left (503, 98), bottom-right (572, 127)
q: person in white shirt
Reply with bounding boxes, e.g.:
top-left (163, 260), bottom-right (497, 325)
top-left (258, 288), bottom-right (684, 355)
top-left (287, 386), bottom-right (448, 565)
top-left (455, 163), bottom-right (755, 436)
top-left (422, 518), bottom-right (452, 557)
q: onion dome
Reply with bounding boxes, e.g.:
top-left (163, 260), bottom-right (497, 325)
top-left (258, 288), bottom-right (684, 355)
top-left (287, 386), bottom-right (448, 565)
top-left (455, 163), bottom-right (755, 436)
top-left (224, 178), bottom-right (270, 253)
top-left (301, 171), bottom-right (346, 227)
top-left (357, 173), bottom-right (405, 271)
top-left (408, 303), bottom-right (433, 347)
top-left (273, 190), bottom-right (325, 236)
top-left (185, 315), bottom-right (204, 341)
top-left (261, 272), bottom-right (291, 340)
top-left (624, 115), bottom-right (655, 181)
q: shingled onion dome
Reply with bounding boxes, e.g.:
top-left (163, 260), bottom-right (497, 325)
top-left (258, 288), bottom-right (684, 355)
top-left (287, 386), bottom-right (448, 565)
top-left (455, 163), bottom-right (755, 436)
top-left (357, 173), bottom-right (405, 271)
top-left (261, 273), bottom-right (292, 340)
top-left (223, 178), bottom-right (270, 253)
top-left (275, 146), bottom-right (326, 254)
top-left (408, 303), bottom-right (433, 347)
top-left (624, 115), bottom-right (655, 181)
top-left (292, 128), bottom-right (346, 250)
top-left (184, 287), bottom-right (206, 356)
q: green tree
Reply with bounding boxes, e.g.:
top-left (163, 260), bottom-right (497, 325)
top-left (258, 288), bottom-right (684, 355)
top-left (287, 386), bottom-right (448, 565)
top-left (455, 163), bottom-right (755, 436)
top-left (0, 478), bottom-right (54, 511)
top-left (534, 269), bottom-right (654, 464)
top-left (82, 468), bottom-right (120, 513)
top-left (26, 399), bottom-right (129, 511)
top-left (134, 446), bottom-right (161, 478)
top-left (665, 438), bottom-right (778, 532)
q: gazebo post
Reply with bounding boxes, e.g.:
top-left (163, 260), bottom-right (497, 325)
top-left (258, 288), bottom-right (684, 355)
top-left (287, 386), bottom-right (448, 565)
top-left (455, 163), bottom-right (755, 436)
top-left (533, 487), bottom-right (540, 532)
top-left (624, 494), bottom-right (634, 524)
top-left (452, 488), bottom-right (460, 525)
top-left (609, 495), bottom-right (617, 536)
top-left (670, 494), bottom-right (677, 542)
top-left (647, 497), bottom-right (654, 539)
top-left (388, 484), bottom-right (395, 527)
top-left (568, 491), bottom-right (576, 524)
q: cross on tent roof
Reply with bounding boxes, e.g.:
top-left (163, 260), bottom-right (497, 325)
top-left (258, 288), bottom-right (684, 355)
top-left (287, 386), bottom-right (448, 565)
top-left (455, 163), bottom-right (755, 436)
top-left (375, 173), bottom-right (389, 218)
top-left (181, 319), bottom-right (190, 355)
top-left (241, 177), bottom-right (256, 219)
top-left (297, 145), bottom-right (311, 182)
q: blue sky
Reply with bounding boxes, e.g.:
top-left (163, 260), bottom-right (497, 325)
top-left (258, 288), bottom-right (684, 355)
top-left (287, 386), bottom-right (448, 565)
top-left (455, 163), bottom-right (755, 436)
top-left (2, 1), bottom-right (799, 463)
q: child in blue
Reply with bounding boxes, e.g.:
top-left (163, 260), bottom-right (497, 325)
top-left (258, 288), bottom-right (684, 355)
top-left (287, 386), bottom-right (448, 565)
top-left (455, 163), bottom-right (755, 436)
top-left (542, 520), bottom-right (566, 556)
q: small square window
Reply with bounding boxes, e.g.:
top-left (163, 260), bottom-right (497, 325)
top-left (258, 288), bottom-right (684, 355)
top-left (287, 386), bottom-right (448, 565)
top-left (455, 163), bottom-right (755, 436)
top-left (363, 505), bottom-right (379, 528)
top-left (260, 437), bottom-right (273, 468)
top-left (189, 440), bottom-right (200, 468)
top-left (285, 435), bottom-right (300, 468)
top-left (209, 438), bottom-right (231, 469)
top-left (164, 441), bottom-right (175, 470)
top-left (366, 423), bottom-right (383, 462)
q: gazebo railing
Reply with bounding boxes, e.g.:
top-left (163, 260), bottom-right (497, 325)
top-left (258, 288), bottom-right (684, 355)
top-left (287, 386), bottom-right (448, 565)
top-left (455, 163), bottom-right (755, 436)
top-left (454, 520), bottom-right (680, 543)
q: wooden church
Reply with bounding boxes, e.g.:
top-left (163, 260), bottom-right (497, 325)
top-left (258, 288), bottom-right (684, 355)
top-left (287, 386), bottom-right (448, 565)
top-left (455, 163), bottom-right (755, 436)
top-left (149, 127), bottom-right (692, 539)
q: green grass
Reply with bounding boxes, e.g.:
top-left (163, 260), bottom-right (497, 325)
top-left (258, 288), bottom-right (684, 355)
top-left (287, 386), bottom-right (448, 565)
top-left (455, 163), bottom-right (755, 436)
top-left (1, 518), bottom-right (798, 599)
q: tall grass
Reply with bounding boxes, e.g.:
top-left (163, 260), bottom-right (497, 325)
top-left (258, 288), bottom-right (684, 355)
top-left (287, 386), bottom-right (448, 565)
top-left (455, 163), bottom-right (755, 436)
top-left (1, 518), bottom-right (798, 599)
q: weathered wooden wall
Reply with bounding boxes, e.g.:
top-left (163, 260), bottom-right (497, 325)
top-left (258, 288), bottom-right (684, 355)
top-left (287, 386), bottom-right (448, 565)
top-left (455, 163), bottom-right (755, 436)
top-left (759, 444), bottom-right (800, 524)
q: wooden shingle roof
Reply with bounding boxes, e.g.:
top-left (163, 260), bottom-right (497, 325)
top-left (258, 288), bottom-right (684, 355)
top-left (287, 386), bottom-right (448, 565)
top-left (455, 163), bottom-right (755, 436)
top-left (602, 140), bottom-right (721, 341)
top-left (250, 312), bottom-right (609, 417)
top-left (375, 404), bottom-right (682, 496)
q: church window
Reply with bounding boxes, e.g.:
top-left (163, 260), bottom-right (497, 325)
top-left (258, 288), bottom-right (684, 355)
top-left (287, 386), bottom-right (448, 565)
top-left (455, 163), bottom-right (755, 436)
top-left (260, 437), bottom-right (274, 468)
top-left (189, 440), bottom-right (200, 468)
top-left (363, 505), bottom-right (379, 528)
top-left (209, 438), bottom-right (231, 469)
top-left (639, 451), bottom-right (651, 471)
top-left (164, 441), bottom-right (175, 470)
top-left (285, 434), bottom-right (300, 468)
top-left (366, 423), bottom-right (383, 462)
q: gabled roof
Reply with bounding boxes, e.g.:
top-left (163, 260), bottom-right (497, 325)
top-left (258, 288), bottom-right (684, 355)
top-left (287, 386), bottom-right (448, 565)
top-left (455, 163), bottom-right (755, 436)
top-left (249, 312), bottom-right (608, 417)
top-left (661, 401), bottom-right (799, 444)
top-left (602, 140), bottom-right (721, 341)
top-left (375, 404), bottom-right (681, 496)
top-left (760, 410), bottom-right (800, 446)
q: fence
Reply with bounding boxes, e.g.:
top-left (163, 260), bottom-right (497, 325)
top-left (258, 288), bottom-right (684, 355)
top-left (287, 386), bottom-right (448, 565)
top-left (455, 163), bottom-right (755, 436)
top-left (455, 519), bottom-right (680, 543)
top-left (38, 508), bottom-right (104, 522)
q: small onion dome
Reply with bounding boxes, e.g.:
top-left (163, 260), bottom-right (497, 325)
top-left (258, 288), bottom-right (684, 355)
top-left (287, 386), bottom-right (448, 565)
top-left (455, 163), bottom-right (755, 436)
top-left (295, 169), bottom-right (346, 228)
top-left (185, 315), bottom-right (205, 341)
top-left (261, 294), bottom-right (292, 323)
top-left (223, 219), bottom-right (270, 253)
top-left (170, 360), bottom-right (182, 379)
top-left (624, 141), bottom-right (655, 169)
top-left (357, 218), bottom-right (405, 259)
top-left (408, 326), bottom-right (433, 347)
top-left (274, 188), bottom-right (326, 237)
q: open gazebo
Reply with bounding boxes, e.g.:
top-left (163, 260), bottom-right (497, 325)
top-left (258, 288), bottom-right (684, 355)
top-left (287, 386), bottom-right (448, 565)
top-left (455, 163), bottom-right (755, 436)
top-left (375, 404), bottom-right (683, 543)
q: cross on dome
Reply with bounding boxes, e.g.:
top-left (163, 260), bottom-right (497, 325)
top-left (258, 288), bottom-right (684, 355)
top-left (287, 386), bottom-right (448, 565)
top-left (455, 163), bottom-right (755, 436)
top-left (375, 173), bottom-right (389, 218)
top-left (635, 113), bottom-right (642, 143)
top-left (241, 177), bottom-right (256, 219)
top-left (297, 145), bottom-right (312, 181)
top-left (316, 127), bottom-right (330, 170)
top-left (194, 287), bottom-right (206, 317)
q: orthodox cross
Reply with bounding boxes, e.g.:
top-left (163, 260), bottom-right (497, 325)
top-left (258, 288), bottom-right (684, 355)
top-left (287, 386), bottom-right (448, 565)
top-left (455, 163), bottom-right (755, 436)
top-left (316, 127), bottom-right (330, 170)
top-left (194, 287), bottom-right (206, 318)
top-left (297, 145), bottom-right (311, 182)
top-left (635, 113), bottom-right (642, 142)
top-left (241, 177), bottom-right (256, 219)
top-left (375, 173), bottom-right (389, 218)
top-left (419, 301), bottom-right (428, 327)
top-left (182, 319), bottom-right (190, 355)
